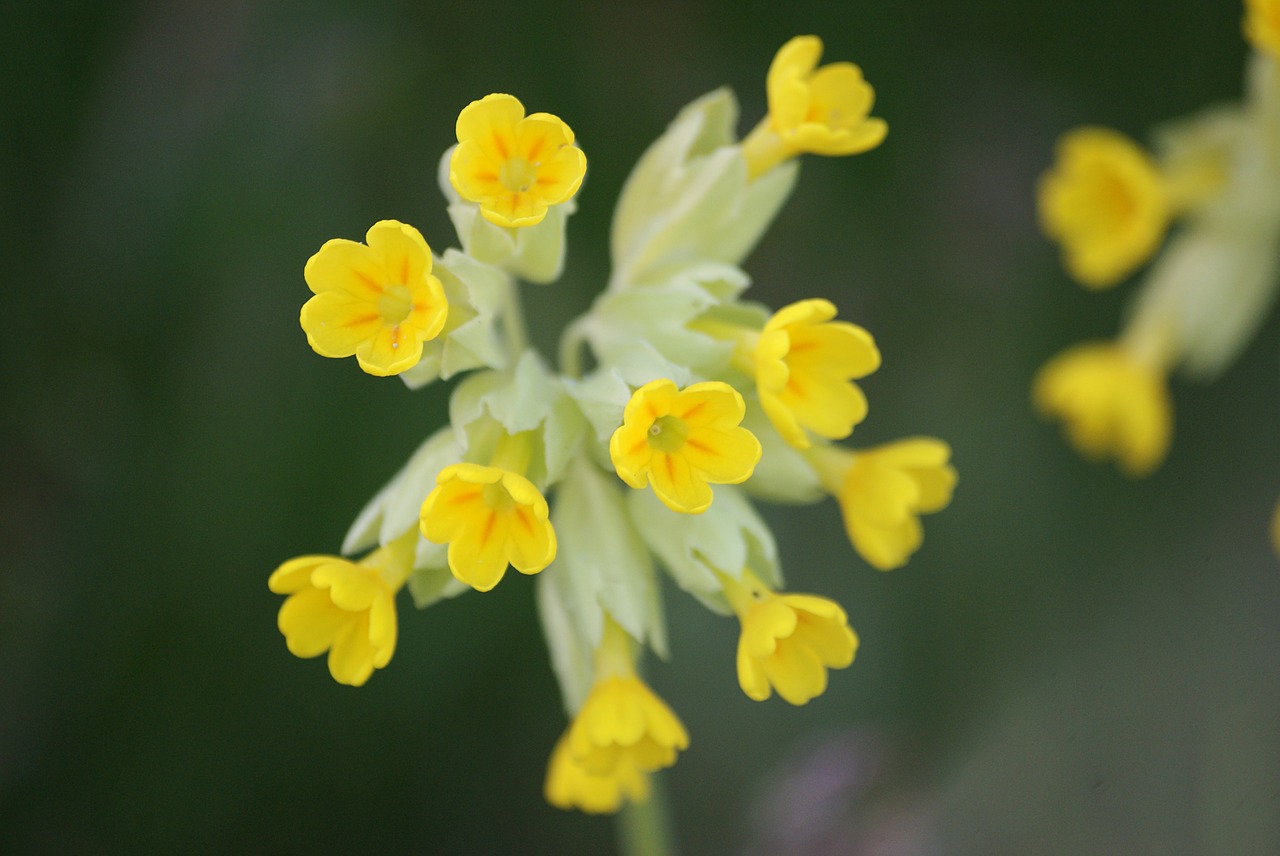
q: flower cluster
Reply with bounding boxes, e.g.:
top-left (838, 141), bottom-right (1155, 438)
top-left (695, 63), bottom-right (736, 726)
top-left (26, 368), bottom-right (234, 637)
top-left (271, 36), bottom-right (956, 814)
top-left (1035, 2), bottom-right (1280, 496)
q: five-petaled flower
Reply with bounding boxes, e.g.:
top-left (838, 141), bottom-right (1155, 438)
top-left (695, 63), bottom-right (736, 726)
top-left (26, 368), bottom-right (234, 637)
top-left (719, 568), bottom-right (858, 705)
top-left (743, 35), bottom-right (888, 179)
top-left (420, 462), bottom-right (557, 592)
top-left (450, 93), bottom-right (587, 229)
top-left (1033, 342), bottom-right (1173, 477)
top-left (544, 732), bottom-right (649, 815)
top-left (811, 439), bottom-right (957, 571)
top-left (1038, 127), bottom-right (1170, 289)
top-left (268, 533), bottom-right (413, 686)
top-left (610, 379), bottom-right (761, 514)
top-left (300, 220), bottom-right (449, 376)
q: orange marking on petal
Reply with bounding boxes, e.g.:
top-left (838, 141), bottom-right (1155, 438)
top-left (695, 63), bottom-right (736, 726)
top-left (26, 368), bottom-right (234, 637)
top-left (662, 454), bottom-right (676, 482)
top-left (474, 171), bottom-right (498, 181)
top-left (680, 402), bottom-right (706, 421)
top-left (447, 488), bottom-right (483, 506)
top-left (514, 508), bottom-right (534, 536)
top-left (492, 133), bottom-right (508, 159)
top-left (685, 437), bottom-right (713, 454)
top-left (628, 439), bottom-right (648, 456)
top-left (344, 313), bottom-right (380, 328)
top-left (480, 511), bottom-right (497, 545)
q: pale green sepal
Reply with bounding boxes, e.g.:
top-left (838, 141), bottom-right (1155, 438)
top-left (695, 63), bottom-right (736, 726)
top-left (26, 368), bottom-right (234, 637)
top-left (450, 354), bottom-right (588, 485)
top-left (609, 88), bottom-right (799, 290)
top-left (549, 459), bottom-right (669, 665)
top-left (406, 562), bottom-right (468, 609)
top-left (564, 368), bottom-right (633, 443)
top-left (627, 484), bottom-right (781, 614)
top-left (401, 250), bottom-right (509, 390)
top-left (439, 145), bottom-right (573, 284)
top-left (739, 397), bottom-right (825, 504)
top-left (341, 428), bottom-right (463, 555)
top-left (537, 572), bottom-right (594, 714)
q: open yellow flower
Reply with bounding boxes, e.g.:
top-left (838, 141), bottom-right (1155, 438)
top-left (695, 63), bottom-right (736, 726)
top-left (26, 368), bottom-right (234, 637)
top-left (754, 299), bottom-right (880, 450)
top-left (1245, 0), bottom-right (1280, 57)
top-left (450, 93), bottom-right (587, 228)
top-left (300, 220), bottom-right (448, 376)
top-left (544, 731), bottom-right (650, 815)
top-left (1033, 341), bottom-right (1173, 477)
top-left (268, 534), bottom-right (412, 686)
top-left (742, 35), bottom-right (888, 179)
top-left (812, 439), bottom-right (957, 571)
top-left (719, 568), bottom-right (857, 705)
top-left (1038, 127), bottom-right (1171, 289)
top-left (419, 462), bottom-right (556, 592)
top-left (609, 379), bottom-right (761, 514)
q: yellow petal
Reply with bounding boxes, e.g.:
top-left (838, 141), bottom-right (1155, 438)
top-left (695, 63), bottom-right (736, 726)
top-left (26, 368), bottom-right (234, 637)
top-left (365, 220), bottom-right (431, 286)
top-left (648, 450), bottom-right (714, 514)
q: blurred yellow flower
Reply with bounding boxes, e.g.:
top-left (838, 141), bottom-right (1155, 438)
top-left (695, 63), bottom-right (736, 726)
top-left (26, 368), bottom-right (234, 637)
top-left (544, 732), bottom-right (649, 815)
top-left (1034, 342), bottom-right (1173, 477)
top-left (1038, 127), bottom-right (1170, 288)
top-left (1245, 0), bottom-right (1280, 57)
top-left (610, 379), bottom-right (761, 514)
top-left (450, 93), bottom-right (586, 228)
top-left (720, 568), bottom-right (857, 705)
top-left (300, 220), bottom-right (448, 376)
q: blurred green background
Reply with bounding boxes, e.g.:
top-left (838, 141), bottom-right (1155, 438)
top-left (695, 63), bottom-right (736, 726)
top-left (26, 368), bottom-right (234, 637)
top-left (3, 0), bottom-right (1278, 853)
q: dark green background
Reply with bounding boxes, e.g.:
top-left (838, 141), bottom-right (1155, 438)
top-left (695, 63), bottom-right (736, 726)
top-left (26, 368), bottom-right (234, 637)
top-left (4, 1), bottom-right (1278, 853)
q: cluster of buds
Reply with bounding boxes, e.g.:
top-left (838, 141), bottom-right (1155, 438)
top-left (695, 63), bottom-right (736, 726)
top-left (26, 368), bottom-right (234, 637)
top-left (270, 36), bottom-right (956, 814)
top-left (1035, 0), bottom-right (1280, 487)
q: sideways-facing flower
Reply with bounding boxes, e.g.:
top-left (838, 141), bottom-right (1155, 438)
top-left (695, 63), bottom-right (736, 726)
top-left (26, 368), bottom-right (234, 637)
top-left (450, 93), bottom-right (587, 229)
top-left (544, 731), bottom-right (649, 815)
top-left (1245, 0), bottom-right (1280, 57)
top-left (810, 439), bottom-right (957, 571)
top-left (1033, 341), bottom-right (1173, 477)
top-left (719, 568), bottom-right (857, 705)
top-left (610, 379), bottom-right (762, 514)
top-left (300, 220), bottom-right (449, 376)
top-left (419, 462), bottom-right (556, 592)
top-left (742, 35), bottom-right (888, 179)
top-left (753, 299), bottom-right (880, 450)
top-left (1038, 127), bottom-right (1171, 288)
top-left (268, 532), bottom-right (414, 686)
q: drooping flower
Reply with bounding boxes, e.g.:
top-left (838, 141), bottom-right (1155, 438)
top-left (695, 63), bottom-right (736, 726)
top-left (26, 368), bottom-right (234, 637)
top-left (544, 732), bottom-right (650, 815)
top-left (300, 220), bottom-right (449, 376)
top-left (449, 93), bottom-right (587, 229)
top-left (1033, 341), bottom-right (1173, 477)
top-left (719, 568), bottom-right (857, 705)
top-left (1037, 127), bottom-right (1171, 289)
top-left (1245, 0), bottom-right (1280, 57)
top-left (742, 35), bottom-right (888, 179)
top-left (419, 462), bottom-right (556, 592)
top-left (268, 532), bottom-right (413, 686)
top-left (811, 439), bottom-right (957, 571)
top-left (609, 379), bottom-right (761, 514)
top-left (753, 299), bottom-right (880, 450)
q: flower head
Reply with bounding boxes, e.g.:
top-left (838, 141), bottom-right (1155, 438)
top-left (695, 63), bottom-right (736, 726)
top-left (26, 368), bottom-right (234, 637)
top-left (609, 379), bottom-right (762, 514)
top-left (268, 535), bottom-right (412, 686)
top-left (300, 220), bottom-right (448, 376)
top-left (1038, 127), bottom-right (1171, 288)
top-left (1245, 0), bottom-right (1280, 57)
top-left (544, 732), bottom-right (649, 815)
top-left (419, 462), bottom-right (557, 592)
top-left (813, 439), bottom-right (957, 571)
top-left (566, 676), bottom-right (688, 777)
top-left (720, 568), bottom-right (857, 705)
top-left (754, 299), bottom-right (880, 450)
top-left (743, 35), bottom-right (887, 178)
top-left (450, 93), bottom-right (587, 229)
top-left (1033, 342), bottom-right (1173, 477)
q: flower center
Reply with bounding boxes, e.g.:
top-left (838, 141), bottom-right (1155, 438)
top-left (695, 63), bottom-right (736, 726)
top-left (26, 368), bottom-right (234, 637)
top-left (499, 156), bottom-right (539, 193)
top-left (646, 415), bottom-right (689, 454)
top-left (377, 284), bottom-right (413, 325)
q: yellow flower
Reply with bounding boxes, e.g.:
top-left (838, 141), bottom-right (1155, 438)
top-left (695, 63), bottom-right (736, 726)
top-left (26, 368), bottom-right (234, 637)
top-left (1037, 127), bottom-right (1171, 289)
top-left (742, 35), bottom-right (888, 179)
top-left (300, 220), bottom-right (448, 376)
top-left (1033, 342), bottom-right (1173, 477)
top-left (419, 462), bottom-right (557, 592)
top-left (811, 439), bottom-right (957, 571)
top-left (267, 534), bottom-right (412, 686)
top-left (753, 299), bottom-right (880, 450)
top-left (544, 732), bottom-right (649, 815)
top-left (1245, 0), bottom-right (1280, 57)
top-left (719, 568), bottom-right (857, 705)
top-left (449, 93), bottom-right (587, 228)
top-left (609, 379), bottom-right (762, 514)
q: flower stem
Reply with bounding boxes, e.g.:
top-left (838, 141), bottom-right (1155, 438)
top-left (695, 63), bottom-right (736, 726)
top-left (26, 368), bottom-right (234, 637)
top-left (502, 276), bottom-right (529, 356)
top-left (617, 776), bottom-right (678, 856)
